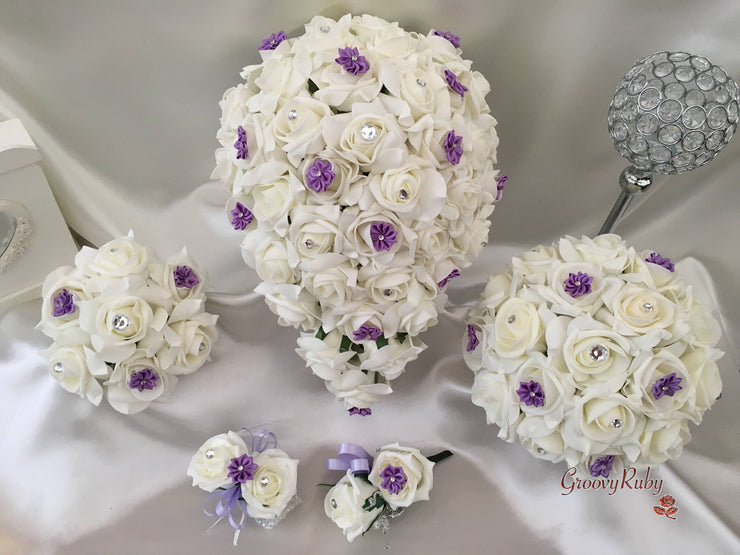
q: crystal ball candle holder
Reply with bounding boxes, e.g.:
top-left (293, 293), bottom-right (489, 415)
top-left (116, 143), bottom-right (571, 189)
top-left (608, 51), bottom-right (739, 174)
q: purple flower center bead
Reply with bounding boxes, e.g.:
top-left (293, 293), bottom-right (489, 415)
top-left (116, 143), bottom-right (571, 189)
top-left (652, 372), bottom-right (683, 400)
top-left (305, 159), bottom-right (335, 192)
top-left (348, 407), bottom-right (372, 416)
top-left (433, 30), bottom-right (461, 48)
top-left (444, 69), bottom-right (468, 97)
top-left (227, 454), bottom-right (259, 483)
top-left (444, 130), bottom-right (463, 165)
top-left (353, 324), bottom-right (383, 342)
top-left (645, 252), bottom-right (675, 272)
top-left (259, 31), bottom-right (286, 51)
top-left (517, 380), bottom-right (545, 407)
top-left (370, 222), bottom-right (398, 251)
top-left (589, 455), bottom-right (615, 478)
top-left (234, 125), bottom-right (248, 160)
top-left (52, 288), bottom-right (75, 317)
top-left (563, 272), bottom-right (593, 297)
top-left (173, 265), bottom-right (199, 289)
top-left (438, 269), bottom-right (461, 289)
top-left (379, 464), bottom-right (407, 495)
top-left (335, 47), bottom-right (370, 75)
top-left (129, 368), bottom-right (159, 392)
top-left (231, 201), bottom-right (254, 230)
top-left (466, 324), bottom-right (479, 352)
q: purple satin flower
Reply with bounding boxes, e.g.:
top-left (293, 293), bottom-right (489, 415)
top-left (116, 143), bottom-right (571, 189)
top-left (433, 30), bottom-right (461, 48)
top-left (652, 372), bottom-right (683, 400)
top-left (52, 288), bottom-right (75, 317)
top-left (231, 201), bottom-right (254, 230)
top-left (466, 324), bottom-right (479, 352)
top-left (348, 407), bottom-right (372, 416)
top-left (227, 454), bottom-right (259, 483)
top-left (563, 272), bottom-right (593, 297)
top-left (379, 464), bottom-right (407, 495)
top-left (438, 269), bottom-right (460, 289)
top-left (129, 368), bottom-right (159, 392)
top-left (444, 130), bottom-right (463, 165)
top-left (305, 159), bottom-right (335, 192)
top-left (444, 69), bottom-right (468, 97)
top-left (234, 125), bottom-right (248, 160)
top-left (335, 46), bottom-right (370, 75)
top-left (495, 175), bottom-right (508, 201)
top-left (370, 222), bottom-right (398, 251)
top-left (353, 325), bottom-right (382, 342)
top-left (173, 265), bottom-right (199, 289)
top-left (517, 380), bottom-right (545, 407)
top-left (645, 252), bottom-right (675, 272)
top-left (589, 455), bottom-right (615, 478)
top-left (259, 31), bottom-right (286, 51)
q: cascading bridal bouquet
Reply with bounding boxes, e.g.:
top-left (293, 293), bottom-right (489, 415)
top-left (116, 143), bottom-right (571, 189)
top-left (463, 235), bottom-right (723, 477)
top-left (211, 13), bottom-right (501, 410)
top-left (37, 231), bottom-right (218, 414)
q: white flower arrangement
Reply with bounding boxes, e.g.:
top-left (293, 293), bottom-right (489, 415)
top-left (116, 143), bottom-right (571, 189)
top-left (212, 14), bottom-right (501, 411)
top-left (188, 429), bottom-right (300, 545)
top-left (37, 231), bottom-right (218, 414)
top-left (463, 234), bottom-right (724, 477)
top-left (324, 442), bottom-right (451, 542)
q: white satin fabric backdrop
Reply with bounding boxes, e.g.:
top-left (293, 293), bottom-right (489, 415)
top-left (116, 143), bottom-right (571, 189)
top-left (1, 1), bottom-right (739, 554)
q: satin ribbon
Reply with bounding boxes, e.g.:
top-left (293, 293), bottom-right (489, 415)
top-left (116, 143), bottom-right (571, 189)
top-left (204, 483), bottom-right (247, 534)
top-left (237, 427), bottom-right (278, 453)
top-left (326, 443), bottom-right (374, 474)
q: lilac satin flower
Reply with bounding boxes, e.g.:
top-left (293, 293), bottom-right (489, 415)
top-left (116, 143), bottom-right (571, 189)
top-left (379, 464), bottom-right (407, 495)
top-left (335, 46), bottom-right (370, 75)
top-left (234, 125), bottom-right (248, 160)
top-left (444, 130), bottom-right (463, 165)
top-left (466, 324), bottom-right (479, 352)
top-left (228, 454), bottom-right (259, 483)
top-left (589, 455), bottom-right (615, 478)
top-left (645, 252), bottom-right (675, 272)
top-left (173, 265), bottom-right (199, 289)
top-left (433, 30), bottom-right (461, 48)
top-left (305, 159), bottom-right (335, 192)
top-left (259, 31), bottom-right (286, 51)
top-left (231, 201), bottom-right (254, 230)
top-left (563, 272), bottom-right (593, 297)
top-left (495, 175), bottom-right (508, 201)
top-left (353, 325), bottom-right (382, 342)
top-left (370, 222), bottom-right (398, 251)
top-left (52, 288), bottom-right (75, 317)
top-left (438, 269), bottom-right (460, 289)
top-left (444, 69), bottom-right (468, 97)
top-left (652, 373), bottom-right (683, 400)
top-left (129, 368), bottom-right (159, 392)
top-left (348, 407), bottom-right (372, 416)
top-left (517, 380), bottom-right (545, 407)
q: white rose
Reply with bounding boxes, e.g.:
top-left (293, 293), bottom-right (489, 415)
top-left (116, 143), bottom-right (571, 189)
top-left (295, 330), bottom-right (357, 382)
top-left (325, 368), bottom-right (393, 409)
top-left (512, 245), bottom-right (559, 285)
top-left (335, 302), bottom-right (384, 340)
top-left (477, 273), bottom-right (513, 317)
top-left (37, 266), bottom-right (90, 344)
top-left (149, 247), bottom-right (208, 302)
top-left (686, 300), bottom-right (722, 347)
top-left (216, 111), bottom-right (274, 182)
top-left (241, 448), bottom-right (299, 520)
top-left (471, 371), bottom-right (521, 441)
top-left (519, 429), bottom-right (566, 463)
top-left (105, 351), bottom-right (176, 414)
top-left (574, 453), bottom-right (627, 478)
top-left (187, 431), bottom-right (249, 492)
top-left (680, 347), bottom-right (722, 420)
top-left (300, 15), bottom-right (353, 47)
top-left (310, 53), bottom-right (382, 112)
top-left (75, 232), bottom-right (150, 278)
top-left (288, 204), bottom-right (344, 259)
top-left (304, 256), bottom-right (359, 319)
top-left (636, 419), bottom-right (691, 464)
top-left (158, 312), bottom-right (219, 375)
top-left (358, 333), bottom-right (426, 380)
top-left (254, 282), bottom-right (320, 330)
top-left (368, 443), bottom-right (435, 508)
top-left (253, 49), bottom-right (307, 99)
top-left (351, 14), bottom-right (407, 43)
top-left (271, 94), bottom-right (331, 166)
top-left (242, 231), bottom-right (298, 285)
top-left (301, 153), bottom-right (362, 206)
top-left (43, 344), bottom-right (110, 405)
top-left (558, 235), bottom-right (633, 274)
top-left (607, 283), bottom-right (676, 337)
top-left (493, 298), bottom-right (545, 358)
top-left (395, 66), bottom-right (449, 121)
top-left (241, 160), bottom-right (306, 237)
top-left (541, 262), bottom-right (608, 316)
top-left (324, 470), bottom-right (384, 542)
top-left (450, 209), bottom-right (492, 261)
top-left (623, 351), bottom-right (693, 420)
top-left (415, 224), bottom-right (451, 264)
top-left (342, 206), bottom-right (410, 267)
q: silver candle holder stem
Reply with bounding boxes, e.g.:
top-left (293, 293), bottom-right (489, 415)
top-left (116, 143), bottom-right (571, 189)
top-left (598, 166), bottom-right (653, 235)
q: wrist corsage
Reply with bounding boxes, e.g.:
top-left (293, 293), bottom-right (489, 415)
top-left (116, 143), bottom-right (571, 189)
top-left (187, 428), bottom-right (300, 545)
top-left (323, 442), bottom-right (452, 542)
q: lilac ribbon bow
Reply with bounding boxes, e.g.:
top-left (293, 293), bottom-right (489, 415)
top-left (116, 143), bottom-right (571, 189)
top-left (326, 443), bottom-right (374, 474)
top-left (248, 429), bottom-right (278, 454)
top-left (204, 483), bottom-right (247, 532)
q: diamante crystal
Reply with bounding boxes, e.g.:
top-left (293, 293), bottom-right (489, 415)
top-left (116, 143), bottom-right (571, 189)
top-left (390, 477), bottom-right (396, 482)
top-left (199, 341), bottom-right (206, 352)
top-left (320, 25), bottom-right (330, 33)
top-left (383, 289), bottom-right (393, 297)
top-left (642, 302), bottom-right (654, 312)
top-left (53, 362), bottom-right (64, 373)
top-left (304, 239), bottom-right (315, 249)
top-left (205, 449), bottom-right (215, 459)
top-left (378, 235), bottom-right (384, 241)
top-left (237, 465), bottom-right (244, 471)
top-left (330, 499), bottom-right (337, 509)
top-left (112, 314), bottom-right (130, 331)
top-left (398, 189), bottom-right (409, 200)
top-left (507, 315), bottom-right (516, 324)
top-left (416, 78), bottom-right (426, 87)
top-left (589, 345), bottom-right (609, 363)
top-left (287, 109), bottom-right (297, 120)
top-left (260, 477), bottom-right (270, 487)
top-left (360, 122), bottom-right (379, 141)
top-left (536, 447), bottom-right (546, 454)
top-left (611, 418), bottom-right (622, 429)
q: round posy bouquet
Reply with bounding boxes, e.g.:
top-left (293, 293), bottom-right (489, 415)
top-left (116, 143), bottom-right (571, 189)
top-left (212, 14), bottom-right (500, 409)
top-left (37, 231), bottom-right (218, 414)
top-left (463, 235), bottom-right (723, 476)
